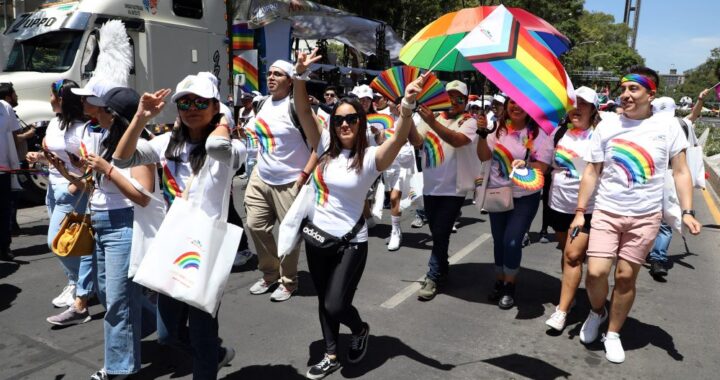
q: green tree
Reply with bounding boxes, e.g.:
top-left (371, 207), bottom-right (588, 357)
top-left (674, 47), bottom-right (720, 103)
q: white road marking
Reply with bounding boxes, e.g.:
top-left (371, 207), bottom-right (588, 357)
top-left (380, 233), bottom-right (491, 309)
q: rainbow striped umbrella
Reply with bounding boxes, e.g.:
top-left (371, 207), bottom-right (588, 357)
top-left (455, 5), bottom-right (575, 134)
top-left (400, 6), bottom-right (570, 72)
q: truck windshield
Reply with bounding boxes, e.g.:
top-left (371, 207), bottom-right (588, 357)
top-left (4, 31), bottom-right (83, 73)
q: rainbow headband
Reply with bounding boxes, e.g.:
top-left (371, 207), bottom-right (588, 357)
top-left (620, 74), bottom-right (656, 92)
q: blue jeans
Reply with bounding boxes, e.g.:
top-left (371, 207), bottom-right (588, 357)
top-left (648, 221), bottom-right (672, 264)
top-left (424, 195), bottom-right (465, 282)
top-left (489, 192), bottom-right (541, 276)
top-left (46, 183), bottom-right (88, 286)
top-left (157, 294), bottom-right (220, 380)
top-left (91, 207), bottom-right (145, 375)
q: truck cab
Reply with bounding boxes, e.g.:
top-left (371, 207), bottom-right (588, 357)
top-left (1, 0), bottom-right (230, 201)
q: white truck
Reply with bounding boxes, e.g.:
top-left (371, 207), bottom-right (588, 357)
top-left (1, 0), bottom-right (232, 200)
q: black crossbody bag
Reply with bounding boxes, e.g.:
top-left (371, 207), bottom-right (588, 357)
top-left (301, 216), bottom-right (365, 249)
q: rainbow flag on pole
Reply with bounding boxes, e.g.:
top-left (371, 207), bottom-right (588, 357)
top-left (233, 50), bottom-right (259, 93)
top-left (455, 5), bottom-right (575, 134)
top-left (232, 23), bottom-right (254, 50)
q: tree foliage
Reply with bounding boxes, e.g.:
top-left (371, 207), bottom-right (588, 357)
top-left (673, 48), bottom-right (720, 103)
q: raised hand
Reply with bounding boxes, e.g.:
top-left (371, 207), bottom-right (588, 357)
top-left (295, 48), bottom-right (322, 76)
top-left (137, 89), bottom-right (172, 120)
top-left (404, 74), bottom-right (428, 105)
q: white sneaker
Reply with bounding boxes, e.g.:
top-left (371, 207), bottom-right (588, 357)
top-left (269, 284), bottom-right (295, 302)
top-left (579, 308), bottom-right (607, 344)
top-left (233, 249), bottom-right (254, 267)
top-left (545, 307), bottom-right (567, 331)
top-left (387, 229), bottom-right (402, 251)
top-left (52, 284), bottom-right (76, 308)
top-left (249, 279), bottom-right (275, 295)
top-left (539, 233), bottom-right (550, 243)
top-left (602, 332), bottom-right (625, 363)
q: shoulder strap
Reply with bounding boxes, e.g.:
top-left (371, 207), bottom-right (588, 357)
top-left (554, 125), bottom-right (568, 146)
top-left (340, 215), bottom-right (366, 243)
top-left (258, 94), bottom-right (309, 149)
top-left (675, 116), bottom-right (689, 138)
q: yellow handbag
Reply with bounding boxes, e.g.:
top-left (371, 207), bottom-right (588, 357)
top-left (52, 212), bottom-right (95, 257)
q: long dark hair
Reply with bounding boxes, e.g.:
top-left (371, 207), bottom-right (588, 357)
top-left (494, 97), bottom-right (539, 141)
top-left (164, 100), bottom-right (221, 175)
top-left (321, 97), bottom-right (368, 173)
top-left (52, 79), bottom-right (85, 130)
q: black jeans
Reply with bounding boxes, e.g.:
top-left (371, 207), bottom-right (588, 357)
top-left (306, 241), bottom-right (368, 355)
top-left (0, 174), bottom-right (11, 250)
top-left (423, 195), bottom-right (465, 282)
top-left (227, 193), bottom-right (249, 252)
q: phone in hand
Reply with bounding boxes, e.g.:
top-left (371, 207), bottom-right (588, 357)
top-left (66, 150), bottom-right (80, 162)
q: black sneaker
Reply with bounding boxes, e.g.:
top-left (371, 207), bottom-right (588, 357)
top-left (347, 322), bottom-right (370, 363)
top-left (0, 247), bottom-right (14, 261)
top-left (499, 282), bottom-right (515, 310)
top-left (306, 354), bottom-right (340, 379)
top-left (488, 280), bottom-right (504, 302)
top-left (649, 261), bottom-right (668, 277)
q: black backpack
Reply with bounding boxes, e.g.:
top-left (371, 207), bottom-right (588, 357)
top-left (256, 94), bottom-right (309, 149)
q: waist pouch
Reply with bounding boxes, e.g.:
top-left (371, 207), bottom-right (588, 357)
top-left (301, 216), bottom-right (364, 249)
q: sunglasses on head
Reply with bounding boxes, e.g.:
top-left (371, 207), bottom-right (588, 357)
top-left (177, 96), bottom-right (211, 111)
top-left (266, 70), bottom-right (287, 78)
top-left (52, 79), bottom-right (65, 96)
top-left (331, 113), bottom-right (360, 127)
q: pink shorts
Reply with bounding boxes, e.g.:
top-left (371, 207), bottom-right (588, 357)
top-left (586, 209), bottom-right (662, 265)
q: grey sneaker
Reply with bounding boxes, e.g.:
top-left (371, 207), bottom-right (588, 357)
top-left (52, 284), bottom-right (76, 308)
top-left (249, 279), bottom-right (275, 295)
top-left (47, 305), bottom-right (91, 326)
top-left (233, 249), bottom-right (254, 267)
top-left (410, 214), bottom-right (424, 228)
top-left (270, 284), bottom-right (296, 302)
top-left (418, 278), bottom-right (437, 301)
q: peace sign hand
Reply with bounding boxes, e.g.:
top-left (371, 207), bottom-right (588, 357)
top-left (295, 48), bottom-right (323, 76)
top-left (137, 89), bottom-right (172, 120)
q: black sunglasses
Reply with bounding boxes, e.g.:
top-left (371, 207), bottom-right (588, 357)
top-left (331, 113), bottom-right (360, 126)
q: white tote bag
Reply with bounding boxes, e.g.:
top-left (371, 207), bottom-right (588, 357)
top-left (399, 172), bottom-right (424, 211)
top-left (133, 165), bottom-right (243, 316)
top-left (371, 180), bottom-right (385, 220)
top-left (128, 173), bottom-right (166, 278)
top-left (278, 180), bottom-right (315, 258)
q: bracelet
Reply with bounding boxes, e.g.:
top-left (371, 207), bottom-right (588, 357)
top-left (476, 129), bottom-right (489, 139)
top-left (299, 171), bottom-right (310, 178)
top-left (292, 69), bottom-right (311, 81)
top-left (401, 97), bottom-right (417, 110)
top-left (575, 207), bottom-right (586, 214)
top-left (106, 165), bottom-right (114, 181)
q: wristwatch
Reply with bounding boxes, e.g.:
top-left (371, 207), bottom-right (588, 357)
top-left (681, 209), bottom-right (696, 217)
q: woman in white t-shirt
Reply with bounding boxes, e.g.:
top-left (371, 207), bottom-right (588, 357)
top-left (544, 86), bottom-right (600, 332)
top-left (293, 50), bottom-right (421, 378)
top-left (477, 97), bottom-right (554, 310)
top-left (114, 74), bottom-right (246, 379)
top-left (26, 79), bottom-right (87, 309)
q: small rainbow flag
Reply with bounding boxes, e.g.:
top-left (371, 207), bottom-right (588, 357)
top-left (554, 145), bottom-right (579, 178)
top-left (78, 141), bottom-right (89, 159)
top-left (254, 117), bottom-right (276, 153)
top-left (367, 114), bottom-right (394, 131)
top-left (233, 50), bottom-right (259, 93)
top-left (492, 144), bottom-right (514, 178)
top-left (174, 251), bottom-right (201, 270)
top-left (610, 139), bottom-right (655, 187)
top-left (423, 132), bottom-right (445, 168)
top-left (511, 167), bottom-right (544, 191)
top-left (162, 163), bottom-right (182, 205)
top-left (455, 5), bottom-right (575, 135)
top-left (370, 66), bottom-right (451, 111)
top-left (312, 166), bottom-right (329, 206)
top-left (232, 23), bottom-right (254, 50)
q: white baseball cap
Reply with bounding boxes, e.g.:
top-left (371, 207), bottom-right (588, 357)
top-left (445, 80), bottom-right (468, 96)
top-left (575, 86), bottom-right (599, 108)
top-left (351, 84), bottom-right (373, 99)
top-left (493, 94), bottom-right (506, 104)
top-left (651, 97), bottom-right (677, 115)
top-left (171, 74), bottom-right (220, 103)
top-left (270, 60), bottom-right (294, 76)
top-left (71, 77), bottom-right (121, 98)
top-left (468, 100), bottom-right (484, 108)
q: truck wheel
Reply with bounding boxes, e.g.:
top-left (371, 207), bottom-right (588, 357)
top-left (16, 167), bottom-right (49, 205)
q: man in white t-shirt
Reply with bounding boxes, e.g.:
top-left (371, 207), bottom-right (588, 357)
top-left (0, 82), bottom-right (22, 260)
top-left (572, 66), bottom-right (701, 364)
top-left (408, 80), bottom-right (477, 300)
top-left (245, 60), bottom-right (317, 302)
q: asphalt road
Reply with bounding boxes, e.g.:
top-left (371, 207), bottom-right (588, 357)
top-left (2, 178), bottom-right (720, 380)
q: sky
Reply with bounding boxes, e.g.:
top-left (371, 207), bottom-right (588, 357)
top-left (584, 0), bottom-right (720, 74)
